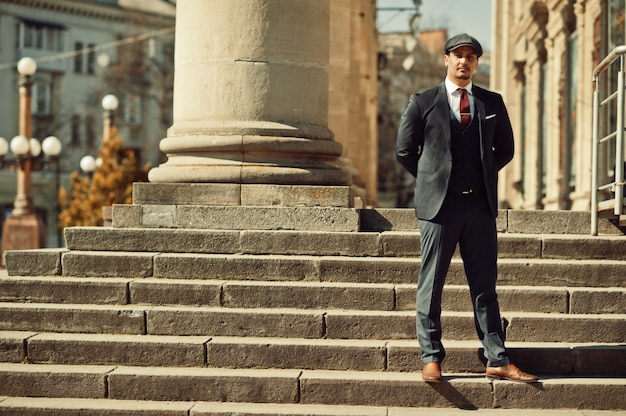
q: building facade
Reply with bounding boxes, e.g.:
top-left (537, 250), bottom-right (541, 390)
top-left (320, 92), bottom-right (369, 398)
top-left (0, 0), bottom-right (381, 248)
top-left (491, 0), bottom-right (625, 211)
top-left (376, 28), bottom-right (491, 208)
top-left (0, 0), bottom-right (175, 247)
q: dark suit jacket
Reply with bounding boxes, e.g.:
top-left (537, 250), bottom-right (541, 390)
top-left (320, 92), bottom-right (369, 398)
top-left (395, 82), bottom-right (514, 220)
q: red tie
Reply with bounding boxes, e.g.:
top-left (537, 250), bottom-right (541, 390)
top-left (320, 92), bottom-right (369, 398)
top-left (458, 88), bottom-right (471, 128)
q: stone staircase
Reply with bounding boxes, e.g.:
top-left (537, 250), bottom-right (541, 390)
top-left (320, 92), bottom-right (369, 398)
top-left (1, 199), bottom-right (625, 414)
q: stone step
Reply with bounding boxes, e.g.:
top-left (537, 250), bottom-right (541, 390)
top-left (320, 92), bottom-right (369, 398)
top-left (62, 227), bottom-right (626, 260)
top-left (2, 274), bottom-right (625, 314)
top-left (360, 208), bottom-right (626, 235)
top-left (13, 249), bottom-right (626, 289)
top-left (2, 398), bottom-right (625, 416)
top-left (52, 252), bottom-right (626, 288)
top-left (113, 202), bottom-right (626, 236)
top-left (0, 363), bottom-right (624, 410)
top-left (113, 204), bottom-right (361, 232)
top-left (2, 331), bottom-right (623, 376)
top-left (1, 302), bottom-right (624, 343)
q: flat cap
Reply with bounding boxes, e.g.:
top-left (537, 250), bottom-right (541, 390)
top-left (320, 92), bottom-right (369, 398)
top-left (444, 33), bottom-right (483, 57)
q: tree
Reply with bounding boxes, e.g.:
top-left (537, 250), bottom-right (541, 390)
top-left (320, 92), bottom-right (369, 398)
top-left (58, 126), bottom-right (149, 228)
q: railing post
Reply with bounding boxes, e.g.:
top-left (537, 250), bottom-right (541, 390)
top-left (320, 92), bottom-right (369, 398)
top-left (591, 75), bottom-right (600, 235)
top-left (615, 57), bottom-right (625, 216)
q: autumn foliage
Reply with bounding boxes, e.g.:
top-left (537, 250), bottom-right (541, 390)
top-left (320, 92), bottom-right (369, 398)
top-left (57, 127), bottom-right (149, 228)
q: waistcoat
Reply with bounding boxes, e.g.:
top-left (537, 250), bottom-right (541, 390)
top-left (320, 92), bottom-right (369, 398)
top-left (448, 110), bottom-right (485, 195)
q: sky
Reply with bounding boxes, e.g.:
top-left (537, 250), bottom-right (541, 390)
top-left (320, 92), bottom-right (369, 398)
top-left (376, 0), bottom-right (492, 51)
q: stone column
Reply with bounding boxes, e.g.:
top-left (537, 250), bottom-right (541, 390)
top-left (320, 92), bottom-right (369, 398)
top-left (543, 2), bottom-right (572, 210)
top-left (521, 3), bottom-right (549, 210)
top-left (149, 0), bottom-right (350, 188)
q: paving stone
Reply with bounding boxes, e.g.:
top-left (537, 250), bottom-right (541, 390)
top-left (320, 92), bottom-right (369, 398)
top-left (0, 397), bottom-right (192, 416)
top-left (0, 331), bottom-right (34, 363)
top-left (65, 227), bottom-right (241, 254)
top-left (493, 377), bottom-right (626, 410)
top-left (395, 285), bottom-right (569, 314)
top-left (0, 363), bottom-right (112, 398)
top-left (505, 313), bottom-right (626, 343)
top-left (569, 288), bottom-right (626, 314)
top-left (27, 333), bottom-right (209, 367)
top-left (299, 370), bottom-right (494, 408)
top-left (221, 281), bottom-right (395, 311)
top-left (542, 235), bottom-right (626, 260)
top-left (153, 254), bottom-right (320, 281)
top-left (206, 337), bottom-right (387, 371)
top-left (4, 249), bottom-right (64, 276)
top-left (146, 306), bottom-right (324, 338)
top-left (108, 367), bottom-right (301, 403)
top-left (0, 276), bottom-right (130, 305)
top-left (0, 303), bottom-right (145, 334)
top-left (130, 279), bottom-right (223, 306)
top-left (62, 251), bottom-right (155, 278)
top-left (240, 230), bottom-right (380, 256)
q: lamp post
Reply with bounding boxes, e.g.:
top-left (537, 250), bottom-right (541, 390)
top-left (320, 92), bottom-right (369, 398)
top-left (13, 57), bottom-right (36, 216)
top-left (101, 94), bottom-right (119, 143)
top-left (0, 57), bottom-right (63, 266)
top-left (79, 155), bottom-right (97, 177)
top-left (41, 135), bottom-right (63, 246)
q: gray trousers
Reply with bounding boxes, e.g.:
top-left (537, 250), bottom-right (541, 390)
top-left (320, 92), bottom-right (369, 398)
top-left (417, 192), bottom-right (510, 367)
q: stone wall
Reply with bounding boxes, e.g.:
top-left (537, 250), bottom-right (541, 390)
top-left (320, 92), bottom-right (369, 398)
top-left (491, 0), bottom-right (606, 211)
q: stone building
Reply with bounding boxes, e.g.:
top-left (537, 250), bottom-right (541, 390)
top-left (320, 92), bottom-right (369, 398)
top-left (491, 0), bottom-right (625, 211)
top-left (0, 0), bottom-right (380, 249)
top-left (329, 0), bottom-right (379, 207)
top-left (376, 28), bottom-right (490, 208)
top-left (0, 0), bottom-right (175, 246)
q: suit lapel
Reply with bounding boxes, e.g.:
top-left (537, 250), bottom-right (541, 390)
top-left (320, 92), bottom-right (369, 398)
top-left (472, 87), bottom-right (486, 160)
top-left (436, 84), bottom-right (451, 146)
top-left (473, 88), bottom-right (486, 122)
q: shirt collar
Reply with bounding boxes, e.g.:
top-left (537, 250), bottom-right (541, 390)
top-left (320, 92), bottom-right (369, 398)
top-left (445, 77), bottom-right (473, 95)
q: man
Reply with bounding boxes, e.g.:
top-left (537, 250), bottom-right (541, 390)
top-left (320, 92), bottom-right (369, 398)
top-left (395, 33), bottom-right (538, 383)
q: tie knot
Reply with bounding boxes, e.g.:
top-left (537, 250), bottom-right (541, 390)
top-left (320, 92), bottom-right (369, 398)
top-left (458, 88), bottom-right (467, 94)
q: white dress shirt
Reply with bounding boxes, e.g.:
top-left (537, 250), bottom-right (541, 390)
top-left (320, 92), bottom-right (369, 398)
top-left (445, 77), bottom-right (475, 124)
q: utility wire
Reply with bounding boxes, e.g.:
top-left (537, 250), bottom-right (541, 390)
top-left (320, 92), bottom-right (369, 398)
top-left (0, 26), bottom-right (175, 71)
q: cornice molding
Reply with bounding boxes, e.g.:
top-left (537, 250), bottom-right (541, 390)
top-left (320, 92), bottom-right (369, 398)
top-left (0, 0), bottom-right (174, 26)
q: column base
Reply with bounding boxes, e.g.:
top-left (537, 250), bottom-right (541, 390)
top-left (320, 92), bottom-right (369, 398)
top-left (132, 183), bottom-right (355, 208)
top-left (148, 134), bottom-right (351, 186)
top-left (1, 213), bottom-right (46, 267)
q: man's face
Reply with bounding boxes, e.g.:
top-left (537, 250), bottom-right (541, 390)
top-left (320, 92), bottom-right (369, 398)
top-left (444, 46), bottom-right (479, 86)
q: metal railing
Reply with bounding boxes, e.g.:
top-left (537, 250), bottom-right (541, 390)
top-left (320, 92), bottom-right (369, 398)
top-left (591, 45), bottom-right (626, 235)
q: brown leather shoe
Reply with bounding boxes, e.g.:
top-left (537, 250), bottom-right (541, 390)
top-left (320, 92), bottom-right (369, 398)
top-left (486, 363), bottom-right (538, 383)
top-left (422, 362), bottom-right (443, 383)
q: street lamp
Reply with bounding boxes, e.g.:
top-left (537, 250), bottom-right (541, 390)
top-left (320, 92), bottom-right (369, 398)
top-left (80, 155), bottom-right (97, 176)
top-left (0, 133), bottom-right (63, 261)
top-left (0, 57), bottom-right (63, 266)
top-left (101, 94), bottom-right (119, 142)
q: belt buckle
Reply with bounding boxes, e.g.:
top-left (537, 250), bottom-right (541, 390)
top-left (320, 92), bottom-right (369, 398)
top-left (461, 189), bottom-right (473, 195)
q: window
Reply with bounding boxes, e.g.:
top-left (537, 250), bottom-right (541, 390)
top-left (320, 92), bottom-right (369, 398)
top-left (609, 0), bottom-right (625, 48)
top-left (123, 94), bottom-right (142, 124)
top-left (32, 82), bottom-right (51, 115)
top-left (86, 114), bottom-right (96, 148)
top-left (605, 0), bottom-right (625, 179)
top-left (566, 32), bottom-right (579, 191)
top-left (87, 44), bottom-right (96, 74)
top-left (71, 114), bottom-right (81, 146)
top-left (45, 27), bottom-right (62, 51)
top-left (539, 62), bottom-right (548, 202)
top-left (18, 21), bottom-right (64, 51)
top-left (74, 42), bottom-right (83, 73)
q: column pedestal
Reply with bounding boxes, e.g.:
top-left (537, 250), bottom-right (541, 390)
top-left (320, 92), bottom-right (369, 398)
top-left (148, 0), bottom-right (350, 194)
top-left (1, 214), bottom-right (46, 267)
